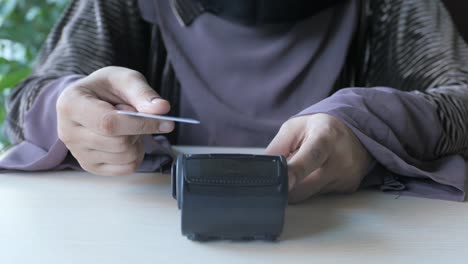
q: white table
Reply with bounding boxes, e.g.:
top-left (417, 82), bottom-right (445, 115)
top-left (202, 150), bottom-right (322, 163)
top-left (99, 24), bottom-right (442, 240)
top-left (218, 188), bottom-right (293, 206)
top-left (1, 147), bottom-right (467, 264)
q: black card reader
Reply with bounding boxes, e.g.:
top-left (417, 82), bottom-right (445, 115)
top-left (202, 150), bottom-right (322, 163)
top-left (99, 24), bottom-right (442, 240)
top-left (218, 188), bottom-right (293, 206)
top-left (171, 154), bottom-right (288, 241)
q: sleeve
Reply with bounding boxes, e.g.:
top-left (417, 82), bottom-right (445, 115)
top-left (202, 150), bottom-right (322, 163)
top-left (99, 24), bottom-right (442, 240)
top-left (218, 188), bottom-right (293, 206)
top-left (299, 0), bottom-right (468, 201)
top-left (1, 75), bottom-right (83, 171)
top-left (1, 0), bottom-right (173, 172)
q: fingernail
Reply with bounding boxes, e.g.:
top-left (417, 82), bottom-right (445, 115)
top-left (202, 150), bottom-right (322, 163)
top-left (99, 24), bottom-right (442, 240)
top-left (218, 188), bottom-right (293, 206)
top-left (151, 97), bottom-right (162, 104)
top-left (159, 122), bottom-right (174, 133)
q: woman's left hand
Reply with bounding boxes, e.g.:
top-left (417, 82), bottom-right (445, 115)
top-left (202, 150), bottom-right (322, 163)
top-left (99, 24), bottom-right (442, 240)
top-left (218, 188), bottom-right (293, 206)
top-left (265, 113), bottom-right (373, 203)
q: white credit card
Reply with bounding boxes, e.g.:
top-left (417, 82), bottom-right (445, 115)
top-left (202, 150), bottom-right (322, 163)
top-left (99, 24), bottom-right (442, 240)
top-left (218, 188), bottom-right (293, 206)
top-left (116, 110), bottom-right (200, 124)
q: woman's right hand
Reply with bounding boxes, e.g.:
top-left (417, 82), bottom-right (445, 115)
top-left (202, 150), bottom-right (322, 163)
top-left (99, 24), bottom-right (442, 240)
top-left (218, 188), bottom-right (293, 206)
top-left (56, 66), bottom-right (174, 176)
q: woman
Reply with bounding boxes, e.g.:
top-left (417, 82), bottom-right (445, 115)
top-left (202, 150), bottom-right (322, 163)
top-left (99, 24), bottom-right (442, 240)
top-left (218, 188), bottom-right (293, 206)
top-left (1, 0), bottom-right (467, 202)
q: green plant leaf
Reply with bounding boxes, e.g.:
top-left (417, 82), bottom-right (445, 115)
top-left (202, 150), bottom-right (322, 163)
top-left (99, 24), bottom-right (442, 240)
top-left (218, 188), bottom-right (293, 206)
top-left (0, 67), bottom-right (32, 91)
top-left (0, 0), bottom-right (67, 149)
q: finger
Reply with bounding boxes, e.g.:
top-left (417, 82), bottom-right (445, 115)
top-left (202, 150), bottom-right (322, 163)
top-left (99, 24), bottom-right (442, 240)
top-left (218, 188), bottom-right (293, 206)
top-left (71, 96), bottom-right (174, 136)
top-left (61, 125), bottom-right (140, 153)
top-left (289, 155), bottom-right (360, 203)
top-left (74, 142), bottom-right (145, 176)
top-left (84, 148), bottom-right (141, 165)
top-left (90, 162), bottom-right (141, 176)
top-left (265, 118), bottom-right (305, 157)
top-left (113, 104), bottom-right (145, 144)
top-left (105, 69), bottom-right (171, 115)
top-left (82, 140), bottom-right (143, 165)
top-left (96, 140), bottom-right (144, 175)
top-left (287, 133), bottom-right (331, 190)
top-left (288, 166), bottom-right (330, 203)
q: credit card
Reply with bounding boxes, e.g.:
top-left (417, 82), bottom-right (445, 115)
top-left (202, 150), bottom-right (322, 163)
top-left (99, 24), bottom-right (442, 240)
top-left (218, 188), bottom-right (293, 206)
top-left (116, 110), bottom-right (200, 124)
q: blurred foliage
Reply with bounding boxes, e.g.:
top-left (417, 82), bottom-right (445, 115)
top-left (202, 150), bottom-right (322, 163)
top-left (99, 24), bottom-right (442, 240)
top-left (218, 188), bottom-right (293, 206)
top-left (0, 0), bottom-right (67, 150)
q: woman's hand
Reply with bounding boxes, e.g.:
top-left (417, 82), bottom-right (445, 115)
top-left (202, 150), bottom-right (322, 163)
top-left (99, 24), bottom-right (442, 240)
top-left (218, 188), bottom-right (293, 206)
top-left (265, 114), bottom-right (372, 203)
top-left (56, 66), bottom-right (174, 176)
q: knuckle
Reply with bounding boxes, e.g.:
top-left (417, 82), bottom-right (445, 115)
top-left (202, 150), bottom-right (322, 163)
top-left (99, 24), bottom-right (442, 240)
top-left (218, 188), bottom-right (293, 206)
top-left (57, 129), bottom-right (72, 144)
top-left (121, 149), bottom-right (138, 164)
top-left (136, 119), bottom-right (157, 134)
top-left (290, 164), bottom-right (307, 183)
top-left (276, 121), bottom-right (295, 139)
top-left (103, 68), bottom-right (144, 91)
top-left (56, 92), bottom-right (74, 117)
top-left (322, 118), bottom-right (345, 139)
top-left (121, 70), bottom-right (144, 84)
top-left (328, 124), bottom-right (343, 139)
top-left (86, 134), bottom-right (100, 148)
top-left (79, 161), bottom-right (98, 175)
top-left (279, 117), bottom-right (303, 135)
top-left (314, 132), bottom-right (333, 150)
top-left (107, 140), bottom-right (129, 153)
top-left (70, 149), bottom-right (89, 164)
top-left (114, 143), bottom-right (129, 153)
top-left (115, 136), bottom-right (133, 150)
top-left (126, 161), bottom-right (140, 172)
top-left (101, 66), bottom-right (119, 73)
top-left (135, 120), bottom-right (148, 133)
top-left (308, 148), bottom-right (324, 163)
top-left (111, 163), bottom-right (138, 176)
top-left (98, 113), bottom-right (117, 135)
top-left (280, 120), bottom-right (294, 132)
top-left (56, 97), bottom-right (67, 114)
top-left (96, 66), bottom-right (120, 78)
